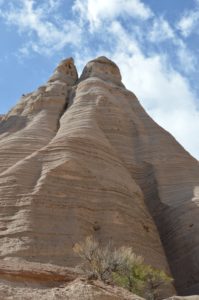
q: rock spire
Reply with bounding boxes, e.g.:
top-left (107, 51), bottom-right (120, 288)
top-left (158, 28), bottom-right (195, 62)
top-left (0, 57), bottom-right (199, 296)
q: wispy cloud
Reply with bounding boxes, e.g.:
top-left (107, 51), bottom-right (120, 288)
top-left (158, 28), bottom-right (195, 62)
top-left (146, 16), bottom-right (197, 73)
top-left (148, 17), bottom-right (175, 42)
top-left (0, 0), bottom-right (82, 55)
top-left (177, 0), bottom-right (199, 37)
top-left (73, 0), bottom-right (153, 30)
top-left (175, 39), bottom-right (197, 73)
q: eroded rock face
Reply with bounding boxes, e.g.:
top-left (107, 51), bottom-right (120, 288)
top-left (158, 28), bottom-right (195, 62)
top-left (80, 56), bottom-right (122, 85)
top-left (0, 280), bottom-right (144, 300)
top-left (0, 260), bottom-right (143, 300)
top-left (0, 56), bottom-right (198, 296)
top-left (0, 58), bottom-right (77, 173)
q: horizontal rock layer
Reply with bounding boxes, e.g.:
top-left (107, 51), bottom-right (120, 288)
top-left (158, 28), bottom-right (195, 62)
top-left (0, 259), bottom-right (144, 300)
top-left (0, 56), bottom-right (198, 296)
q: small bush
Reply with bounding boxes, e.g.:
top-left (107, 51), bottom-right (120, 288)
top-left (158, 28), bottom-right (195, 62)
top-left (112, 247), bottom-right (144, 293)
top-left (73, 236), bottom-right (173, 299)
top-left (73, 236), bottom-right (141, 282)
top-left (141, 266), bottom-right (172, 300)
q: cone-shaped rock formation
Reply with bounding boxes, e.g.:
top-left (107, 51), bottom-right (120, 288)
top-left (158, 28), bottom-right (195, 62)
top-left (0, 56), bottom-right (199, 296)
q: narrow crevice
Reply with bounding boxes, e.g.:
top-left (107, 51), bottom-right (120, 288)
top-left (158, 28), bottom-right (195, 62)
top-left (132, 163), bottom-right (177, 289)
top-left (56, 85), bottom-right (78, 132)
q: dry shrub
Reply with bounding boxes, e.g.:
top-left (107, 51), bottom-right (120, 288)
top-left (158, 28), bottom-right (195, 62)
top-left (73, 236), bottom-right (172, 299)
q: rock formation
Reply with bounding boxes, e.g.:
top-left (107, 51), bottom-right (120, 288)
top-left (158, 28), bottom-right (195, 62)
top-left (0, 56), bottom-right (198, 297)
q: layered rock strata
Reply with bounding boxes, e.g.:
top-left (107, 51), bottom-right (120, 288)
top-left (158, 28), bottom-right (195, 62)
top-left (0, 259), bottom-right (144, 300)
top-left (0, 56), bottom-right (198, 296)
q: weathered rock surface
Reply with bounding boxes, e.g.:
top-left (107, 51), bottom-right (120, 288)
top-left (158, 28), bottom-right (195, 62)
top-left (0, 259), bottom-right (196, 300)
top-left (166, 297), bottom-right (199, 300)
top-left (0, 281), bottom-right (143, 300)
top-left (0, 56), bottom-right (198, 297)
top-left (0, 259), bottom-right (144, 300)
top-left (0, 279), bottom-right (144, 300)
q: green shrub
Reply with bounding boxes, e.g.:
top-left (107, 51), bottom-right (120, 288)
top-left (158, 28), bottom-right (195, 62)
top-left (141, 265), bottom-right (173, 300)
top-left (73, 236), bottom-right (173, 299)
top-left (113, 262), bottom-right (145, 295)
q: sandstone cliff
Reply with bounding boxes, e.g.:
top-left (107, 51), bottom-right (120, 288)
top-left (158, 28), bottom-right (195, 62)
top-left (0, 56), bottom-right (198, 297)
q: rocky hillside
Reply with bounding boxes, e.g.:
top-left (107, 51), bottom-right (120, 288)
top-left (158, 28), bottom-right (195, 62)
top-left (0, 57), bottom-right (198, 297)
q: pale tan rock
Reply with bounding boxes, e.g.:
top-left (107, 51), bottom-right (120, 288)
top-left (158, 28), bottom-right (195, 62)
top-left (0, 56), bottom-right (198, 296)
top-left (0, 278), bottom-right (143, 300)
top-left (166, 297), bottom-right (199, 300)
top-left (0, 60), bottom-right (171, 271)
top-left (80, 56), bottom-right (123, 86)
top-left (0, 57), bottom-right (77, 173)
top-left (0, 259), bottom-right (144, 300)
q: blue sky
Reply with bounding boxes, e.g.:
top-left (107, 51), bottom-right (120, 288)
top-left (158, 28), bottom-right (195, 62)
top-left (0, 0), bottom-right (199, 159)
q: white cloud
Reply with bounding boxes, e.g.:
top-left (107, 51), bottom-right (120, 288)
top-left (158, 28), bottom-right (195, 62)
top-left (146, 17), bottom-right (197, 73)
top-left (177, 12), bottom-right (199, 37)
top-left (148, 17), bottom-right (175, 42)
top-left (177, 1), bottom-right (199, 37)
top-left (175, 39), bottom-right (197, 73)
top-left (47, 0), bottom-right (62, 10)
top-left (73, 0), bottom-right (153, 29)
top-left (108, 21), bottom-right (140, 55)
top-left (0, 0), bottom-right (82, 55)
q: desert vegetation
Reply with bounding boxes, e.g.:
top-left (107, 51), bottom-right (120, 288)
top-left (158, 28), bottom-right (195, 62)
top-left (73, 236), bottom-right (172, 300)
